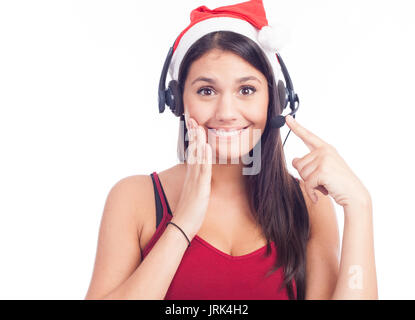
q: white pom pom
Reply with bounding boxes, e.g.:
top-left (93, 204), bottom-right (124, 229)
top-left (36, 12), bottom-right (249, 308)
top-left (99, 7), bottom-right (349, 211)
top-left (257, 24), bottom-right (291, 52)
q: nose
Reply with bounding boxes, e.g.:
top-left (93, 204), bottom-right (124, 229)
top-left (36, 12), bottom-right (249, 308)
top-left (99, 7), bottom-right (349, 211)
top-left (214, 92), bottom-right (238, 122)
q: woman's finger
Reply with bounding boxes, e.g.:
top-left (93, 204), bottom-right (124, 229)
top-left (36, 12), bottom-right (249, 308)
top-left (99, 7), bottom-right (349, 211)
top-left (298, 159), bottom-right (319, 182)
top-left (305, 167), bottom-right (331, 203)
top-left (303, 168), bottom-right (321, 203)
top-left (186, 135), bottom-right (197, 165)
top-left (195, 125), bottom-right (205, 165)
top-left (188, 118), bottom-right (205, 166)
top-left (292, 151), bottom-right (318, 172)
top-left (186, 119), bottom-right (198, 165)
top-left (285, 115), bottom-right (326, 151)
top-left (200, 143), bottom-right (212, 179)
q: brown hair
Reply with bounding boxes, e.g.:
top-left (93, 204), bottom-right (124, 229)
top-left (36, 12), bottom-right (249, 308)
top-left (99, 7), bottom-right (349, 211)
top-left (176, 31), bottom-right (310, 300)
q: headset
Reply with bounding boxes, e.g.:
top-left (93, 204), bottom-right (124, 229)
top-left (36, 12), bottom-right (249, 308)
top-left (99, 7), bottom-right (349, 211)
top-left (158, 37), bottom-right (300, 147)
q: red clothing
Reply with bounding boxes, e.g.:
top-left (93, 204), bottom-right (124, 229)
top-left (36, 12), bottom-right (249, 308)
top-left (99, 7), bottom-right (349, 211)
top-left (141, 171), bottom-right (296, 300)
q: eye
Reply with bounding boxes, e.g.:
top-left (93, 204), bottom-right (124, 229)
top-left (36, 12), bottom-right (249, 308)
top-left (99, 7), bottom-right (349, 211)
top-left (240, 86), bottom-right (256, 95)
top-left (197, 87), bottom-right (215, 96)
top-left (197, 86), bottom-right (257, 96)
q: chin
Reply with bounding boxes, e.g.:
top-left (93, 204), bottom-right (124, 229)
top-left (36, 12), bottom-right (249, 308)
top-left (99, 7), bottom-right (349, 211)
top-left (210, 146), bottom-right (253, 164)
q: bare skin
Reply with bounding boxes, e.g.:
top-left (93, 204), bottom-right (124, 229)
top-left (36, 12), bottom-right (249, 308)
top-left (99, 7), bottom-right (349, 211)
top-left (139, 164), bottom-right (268, 258)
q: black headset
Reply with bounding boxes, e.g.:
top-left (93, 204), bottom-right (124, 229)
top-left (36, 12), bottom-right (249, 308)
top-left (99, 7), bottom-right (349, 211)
top-left (158, 36), bottom-right (300, 146)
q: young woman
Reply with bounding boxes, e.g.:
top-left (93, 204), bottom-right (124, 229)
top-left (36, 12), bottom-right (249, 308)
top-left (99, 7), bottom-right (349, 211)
top-left (85, 1), bottom-right (377, 300)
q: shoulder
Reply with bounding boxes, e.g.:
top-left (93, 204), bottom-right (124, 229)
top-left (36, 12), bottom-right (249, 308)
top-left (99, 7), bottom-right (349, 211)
top-left (108, 166), bottom-right (183, 234)
top-left (108, 174), bottom-right (153, 207)
top-left (105, 174), bottom-right (155, 237)
top-left (296, 177), bottom-right (315, 215)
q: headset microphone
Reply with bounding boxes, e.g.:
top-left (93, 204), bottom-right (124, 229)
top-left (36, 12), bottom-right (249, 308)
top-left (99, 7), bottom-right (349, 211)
top-left (270, 92), bottom-right (300, 129)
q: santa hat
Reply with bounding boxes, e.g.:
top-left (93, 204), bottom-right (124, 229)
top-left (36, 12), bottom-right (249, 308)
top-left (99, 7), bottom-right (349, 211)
top-left (168, 0), bottom-right (289, 83)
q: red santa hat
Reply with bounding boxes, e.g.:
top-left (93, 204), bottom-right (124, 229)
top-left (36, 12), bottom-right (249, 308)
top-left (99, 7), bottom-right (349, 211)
top-left (168, 0), bottom-right (289, 83)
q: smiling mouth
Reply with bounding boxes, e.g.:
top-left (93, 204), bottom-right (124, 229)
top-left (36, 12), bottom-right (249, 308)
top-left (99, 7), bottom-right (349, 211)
top-left (207, 125), bottom-right (250, 138)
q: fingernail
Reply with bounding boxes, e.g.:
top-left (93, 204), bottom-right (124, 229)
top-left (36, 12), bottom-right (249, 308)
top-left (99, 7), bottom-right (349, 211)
top-left (286, 115), bottom-right (293, 122)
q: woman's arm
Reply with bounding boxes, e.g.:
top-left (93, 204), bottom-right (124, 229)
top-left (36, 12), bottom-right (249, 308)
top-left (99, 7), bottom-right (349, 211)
top-left (331, 197), bottom-right (378, 299)
top-left (284, 115), bottom-right (378, 299)
top-left (101, 221), bottom-right (190, 300)
top-left (304, 187), bottom-right (378, 300)
top-left (84, 176), bottom-right (190, 300)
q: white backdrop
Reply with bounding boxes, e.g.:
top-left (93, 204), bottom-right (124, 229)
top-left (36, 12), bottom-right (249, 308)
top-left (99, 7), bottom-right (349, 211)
top-left (0, 0), bottom-right (414, 299)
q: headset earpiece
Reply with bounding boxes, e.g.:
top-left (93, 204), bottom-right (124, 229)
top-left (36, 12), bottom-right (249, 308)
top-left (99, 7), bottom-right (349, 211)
top-left (158, 45), bottom-right (184, 117)
top-left (166, 80), bottom-right (183, 117)
top-left (277, 79), bottom-right (288, 110)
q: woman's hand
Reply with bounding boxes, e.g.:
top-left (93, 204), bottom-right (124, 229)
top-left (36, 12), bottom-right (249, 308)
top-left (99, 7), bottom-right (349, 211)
top-left (285, 115), bottom-right (371, 209)
top-left (170, 113), bottom-right (213, 240)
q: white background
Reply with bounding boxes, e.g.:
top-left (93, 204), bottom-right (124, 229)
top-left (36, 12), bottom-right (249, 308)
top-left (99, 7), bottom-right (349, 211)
top-left (0, 0), bottom-right (414, 299)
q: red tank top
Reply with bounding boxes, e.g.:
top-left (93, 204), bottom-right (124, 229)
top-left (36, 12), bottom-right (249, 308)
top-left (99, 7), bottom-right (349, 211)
top-left (141, 171), bottom-right (297, 300)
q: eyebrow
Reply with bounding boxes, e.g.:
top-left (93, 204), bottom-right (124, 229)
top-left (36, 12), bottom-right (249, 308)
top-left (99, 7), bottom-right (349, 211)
top-left (191, 76), bottom-right (261, 86)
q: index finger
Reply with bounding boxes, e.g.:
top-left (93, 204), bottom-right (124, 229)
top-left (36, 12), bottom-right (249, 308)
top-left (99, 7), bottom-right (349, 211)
top-left (285, 115), bottom-right (326, 150)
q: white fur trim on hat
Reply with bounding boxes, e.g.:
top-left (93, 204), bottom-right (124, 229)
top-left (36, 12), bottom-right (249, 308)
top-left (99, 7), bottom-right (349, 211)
top-left (169, 17), bottom-right (282, 82)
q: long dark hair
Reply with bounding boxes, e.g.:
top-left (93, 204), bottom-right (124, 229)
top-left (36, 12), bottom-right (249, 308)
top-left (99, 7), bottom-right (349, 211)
top-left (176, 31), bottom-right (310, 300)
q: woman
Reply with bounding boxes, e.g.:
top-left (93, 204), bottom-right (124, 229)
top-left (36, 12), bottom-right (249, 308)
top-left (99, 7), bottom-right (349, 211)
top-left (85, 0), bottom-right (377, 300)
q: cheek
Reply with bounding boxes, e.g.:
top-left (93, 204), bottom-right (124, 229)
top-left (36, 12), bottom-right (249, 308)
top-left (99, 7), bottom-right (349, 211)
top-left (246, 102), bottom-right (268, 147)
top-left (248, 102), bottom-right (268, 130)
top-left (251, 112), bottom-right (267, 128)
top-left (183, 94), bottom-right (211, 123)
top-left (183, 89), bottom-right (195, 111)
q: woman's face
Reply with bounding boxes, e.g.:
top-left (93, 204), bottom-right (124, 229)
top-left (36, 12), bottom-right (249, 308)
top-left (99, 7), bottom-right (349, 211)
top-left (183, 48), bottom-right (269, 162)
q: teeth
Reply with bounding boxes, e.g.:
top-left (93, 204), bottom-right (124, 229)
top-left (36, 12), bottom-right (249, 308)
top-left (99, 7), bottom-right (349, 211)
top-left (210, 128), bottom-right (247, 137)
